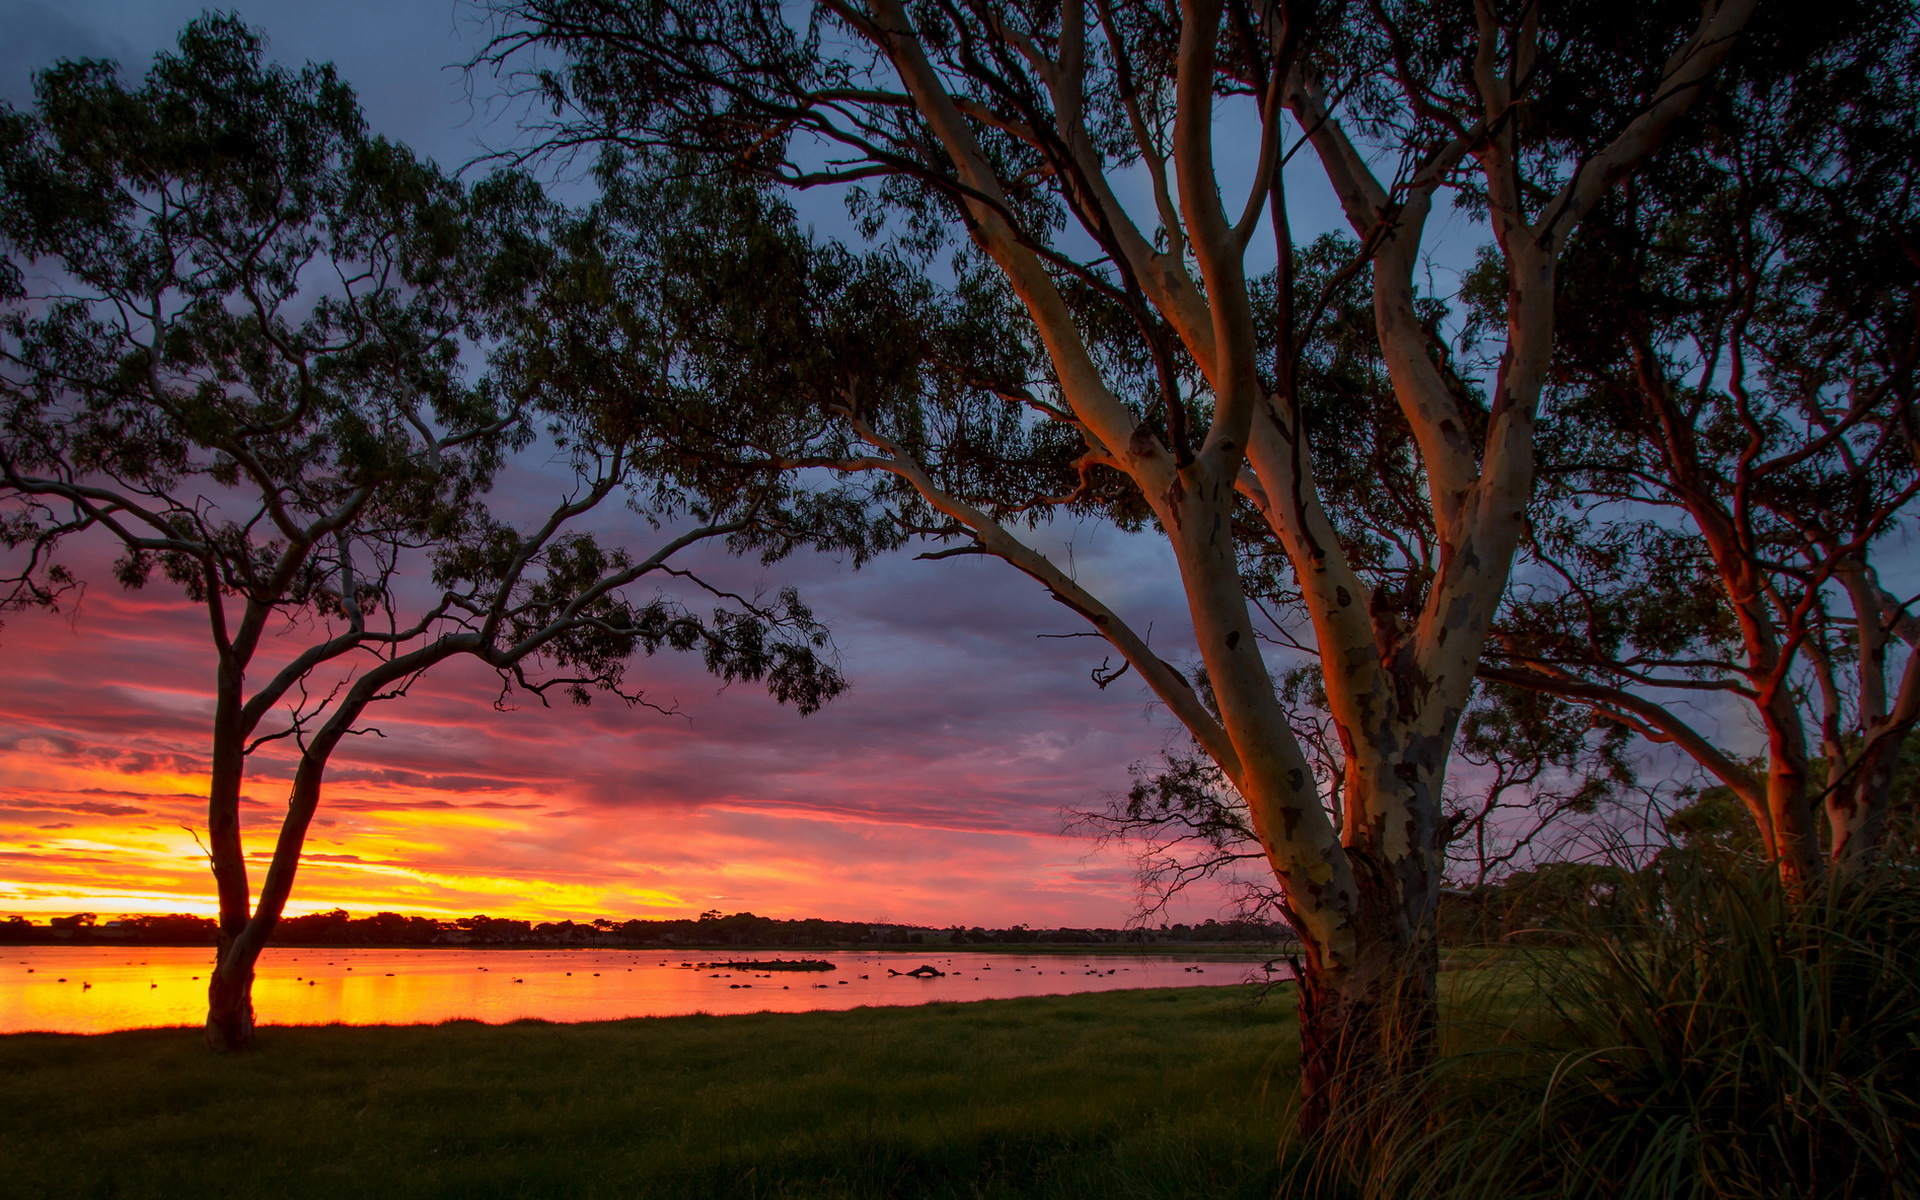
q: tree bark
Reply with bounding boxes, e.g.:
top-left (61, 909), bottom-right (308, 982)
top-left (1830, 571), bottom-right (1920, 871)
top-left (204, 933), bottom-right (258, 1051)
top-left (197, 740), bottom-right (338, 1048)
top-left (206, 653), bottom-right (254, 946)
top-left (192, 640), bottom-right (473, 1043)
top-left (1293, 884), bottom-right (1439, 1137)
top-left (1765, 723), bottom-right (1826, 896)
top-left (1829, 730), bottom-right (1904, 870)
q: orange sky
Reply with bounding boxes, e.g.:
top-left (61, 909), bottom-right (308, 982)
top-left (0, 534), bottom-right (1244, 929)
top-left (0, 3), bottom-right (1258, 933)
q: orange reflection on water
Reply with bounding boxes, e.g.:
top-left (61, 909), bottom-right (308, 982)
top-left (0, 947), bottom-right (1270, 1034)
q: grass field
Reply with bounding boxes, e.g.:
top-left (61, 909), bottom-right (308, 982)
top-left (0, 985), bottom-right (1296, 1200)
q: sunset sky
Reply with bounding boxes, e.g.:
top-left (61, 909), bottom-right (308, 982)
top-left (0, 0), bottom-right (1490, 929)
top-left (0, 0), bottom-right (1288, 930)
top-left (0, 521), bottom-right (1224, 926)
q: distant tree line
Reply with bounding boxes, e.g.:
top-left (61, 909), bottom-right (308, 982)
top-left (0, 908), bottom-right (1296, 947)
top-left (2, 912), bottom-right (217, 943)
top-left (946, 919), bottom-right (1292, 946)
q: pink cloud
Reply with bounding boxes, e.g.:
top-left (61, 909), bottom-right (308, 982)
top-left (0, 529), bottom-right (1243, 927)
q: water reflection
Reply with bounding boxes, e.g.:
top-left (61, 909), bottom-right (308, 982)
top-left (0, 947), bottom-right (1280, 1034)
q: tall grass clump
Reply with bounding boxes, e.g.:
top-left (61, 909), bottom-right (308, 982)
top-left (1298, 850), bottom-right (1920, 1200)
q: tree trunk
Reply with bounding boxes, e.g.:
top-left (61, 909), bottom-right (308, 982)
top-left (199, 756), bottom-right (330, 1048)
top-left (196, 699), bottom-right (389, 1048)
top-left (1764, 704), bottom-right (1830, 897)
top-left (1830, 729), bottom-right (1904, 870)
top-left (1287, 765), bottom-right (1446, 1138)
top-left (1293, 906), bottom-right (1439, 1137)
top-left (207, 658), bottom-right (254, 942)
top-left (204, 934), bottom-right (258, 1051)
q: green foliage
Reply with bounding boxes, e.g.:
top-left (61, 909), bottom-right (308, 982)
top-left (530, 156), bottom-right (1109, 543)
top-left (0, 18), bottom-right (852, 716)
top-left (0, 14), bottom-right (531, 619)
top-left (0, 987), bottom-right (1291, 1199)
top-left (1665, 785), bottom-right (1764, 853)
top-left (1437, 861), bottom-right (1634, 945)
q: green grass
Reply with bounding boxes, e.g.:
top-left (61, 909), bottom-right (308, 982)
top-left (0, 985), bottom-right (1295, 1200)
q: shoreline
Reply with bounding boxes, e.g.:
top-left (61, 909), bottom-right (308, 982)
top-left (0, 979), bottom-right (1284, 1041)
top-left (1, 945), bottom-right (1291, 1036)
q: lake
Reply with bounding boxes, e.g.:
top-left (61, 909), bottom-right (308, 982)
top-left (0, 946), bottom-right (1286, 1034)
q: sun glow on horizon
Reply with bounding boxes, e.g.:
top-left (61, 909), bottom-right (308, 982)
top-left (0, 743), bottom-right (1166, 926)
top-left (0, 560), bottom-right (1219, 931)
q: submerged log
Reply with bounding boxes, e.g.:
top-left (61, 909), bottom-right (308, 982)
top-left (692, 959), bottom-right (835, 972)
top-left (887, 965), bottom-right (946, 978)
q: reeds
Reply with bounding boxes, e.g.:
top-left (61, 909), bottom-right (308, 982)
top-left (1299, 851), bottom-right (1920, 1200)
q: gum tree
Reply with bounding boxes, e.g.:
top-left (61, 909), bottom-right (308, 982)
top-left (1480, 5), bottom-right (1920, 889)
top-left (0, 20), bottom-right (844, 1048)
top-left (490, 0), bottom-right (1755, 1124)
top-left (1106, 1), bottom-right (1920, 904)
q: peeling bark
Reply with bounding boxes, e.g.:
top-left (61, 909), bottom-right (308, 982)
top-left (1293, 906), bottom-right (1439, 1137)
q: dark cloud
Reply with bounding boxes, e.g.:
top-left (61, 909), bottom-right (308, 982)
top-left (324, 768), bottom-right (536, 793)
top-left (75, 787), bottom-right (202, 802)
top-left (107, 750), bottom-right (204, 777)
top-left (0, 799), bottom-right (148, 818)
top-left (0, 730), bottom-right (84, 756)
top-left (0, 848), bottom-right (118, 865)
top-left (0, 1), bottom-right (123, 105)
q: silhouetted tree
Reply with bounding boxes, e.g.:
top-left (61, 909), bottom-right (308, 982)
top-left (0, 19), bottom-right (846, 1048)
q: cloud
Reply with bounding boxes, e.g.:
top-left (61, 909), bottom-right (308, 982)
top-left (324, 768), bottom-right (536, 794)
top-left (0, 1), bottom-right (123, 106)
top-left (327, 798), bottom-right (547, 813)
top-left (0, 503), bottom-right (1203, 927)
top-left (0, 799), bottom-right (150, 818)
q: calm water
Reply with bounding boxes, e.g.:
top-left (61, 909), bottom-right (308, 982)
top-left (0, 946), bottom-right (1281, 1034)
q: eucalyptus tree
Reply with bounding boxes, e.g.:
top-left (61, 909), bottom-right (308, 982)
top-left (0, 19), bottom-right (844, 1049)
top-left (1072, 232), bottom-right (1641, 919)
top-left (1089, 2), bottom-right (1920, 899)
top-left (1478, 5), bottom-right (1920, 890)
top-left (489, 0), bottom-right (1754, 1124)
